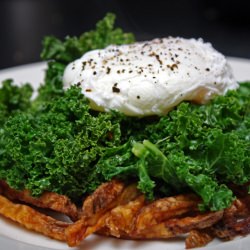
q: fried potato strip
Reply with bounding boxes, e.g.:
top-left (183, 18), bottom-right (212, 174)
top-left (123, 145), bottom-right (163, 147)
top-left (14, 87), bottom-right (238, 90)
top-left (95, 193), bottom-right (222, 247)
top-left (185, 229), bottom-right (214, 249)
top-left (164, 210), bottom-right (223, 234)
top-left (104, 195), bottom-right (146, 238)
top-left (213, 198), bottom-right (250, 240)
top-left (65, 180), bottom-right (141, 246)
top-left (0, 194), bottom-right (69, 241)
top-left (0, 180), bottom-right (78, 221)
top-left (134, 193), bottom-right (200, 233)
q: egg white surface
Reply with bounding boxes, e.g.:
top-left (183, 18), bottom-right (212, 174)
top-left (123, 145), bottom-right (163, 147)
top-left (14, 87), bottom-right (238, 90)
top-left (63, 37), bottom-right (238, 116)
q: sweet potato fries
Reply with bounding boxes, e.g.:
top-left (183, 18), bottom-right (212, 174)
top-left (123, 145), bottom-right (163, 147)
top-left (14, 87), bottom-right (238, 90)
top-left (1, 179), bottom-right (250, 249)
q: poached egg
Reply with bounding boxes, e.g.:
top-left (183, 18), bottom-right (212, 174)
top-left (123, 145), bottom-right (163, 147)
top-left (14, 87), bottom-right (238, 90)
top-left (63, 37), bottom-right (238, 116)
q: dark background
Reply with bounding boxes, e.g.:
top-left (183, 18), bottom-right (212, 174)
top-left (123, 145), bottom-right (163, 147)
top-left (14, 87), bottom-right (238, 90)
top-left (0, 0), bottom-right (250, 69)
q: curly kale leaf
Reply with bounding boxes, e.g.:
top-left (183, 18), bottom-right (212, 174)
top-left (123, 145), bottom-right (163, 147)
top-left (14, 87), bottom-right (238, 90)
top-left (97, 83), bottom-right (250, 210)
top-left (41, 13), bottom-right (135, 63)
top-left (38, 13), bottom-right (135, 107)
top-left (0, 86), bottom-right (123, 201)
top-left (132, 140), bottom-right (234, 211)
top-left (0, 80), bottom-right (33, 126)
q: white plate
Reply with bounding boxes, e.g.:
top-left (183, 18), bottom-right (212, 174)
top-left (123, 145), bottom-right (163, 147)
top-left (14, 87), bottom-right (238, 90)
top-left (0, 58), bottom-right (250, 250)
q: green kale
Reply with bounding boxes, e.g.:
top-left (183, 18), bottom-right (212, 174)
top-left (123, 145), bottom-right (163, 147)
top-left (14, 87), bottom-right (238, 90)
top-left (97, 83), bottom-right (250, 211)
top-left (0, 79), bottom-right (33, 126)
top-left (36, 12), bottom-right (135, 109)
top-left (0, 86), bottom-right (123, 201)
top-left (41, 13), bottom-right (135, 64)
